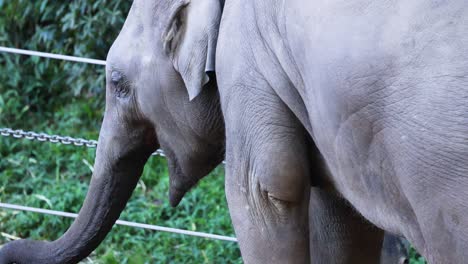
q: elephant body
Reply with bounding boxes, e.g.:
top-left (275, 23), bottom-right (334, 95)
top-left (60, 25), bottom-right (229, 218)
top-left (218, 0), bottom-right (467, 263)
top-left (1, 0), bottom-right (466, 263)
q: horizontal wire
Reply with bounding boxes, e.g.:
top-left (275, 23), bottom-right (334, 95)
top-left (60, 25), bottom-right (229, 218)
top-left (0, 46), bottom-right (106, 66)
top-left (0, 203), bottom-right (237, 242)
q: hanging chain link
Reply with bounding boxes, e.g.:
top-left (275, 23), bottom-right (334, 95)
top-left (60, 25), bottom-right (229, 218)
top-left (0, 128), bottom-right (165, 156)
top-left (0, 128), bottom-right (98, 147)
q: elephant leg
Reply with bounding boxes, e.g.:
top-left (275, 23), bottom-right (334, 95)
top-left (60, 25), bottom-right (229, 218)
top-left (309, 187), bottom-right (384, 264)
top-left (224, 82), bottom-right (311, 264)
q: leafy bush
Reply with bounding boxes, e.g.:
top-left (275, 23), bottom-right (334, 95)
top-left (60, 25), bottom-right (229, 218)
top-left (0, 1), bottom-right (240, 263)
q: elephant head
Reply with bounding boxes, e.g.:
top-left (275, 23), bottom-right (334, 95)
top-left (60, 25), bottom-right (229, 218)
top-left (0, 0), bottom-right (224, 263)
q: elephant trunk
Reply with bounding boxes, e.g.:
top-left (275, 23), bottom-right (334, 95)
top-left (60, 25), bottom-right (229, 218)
top-left (0, 114), bottom-right (157, 264)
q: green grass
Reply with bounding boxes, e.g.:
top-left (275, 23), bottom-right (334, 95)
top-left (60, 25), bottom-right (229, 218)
top-left (0, 96), bottom-right (241, 264)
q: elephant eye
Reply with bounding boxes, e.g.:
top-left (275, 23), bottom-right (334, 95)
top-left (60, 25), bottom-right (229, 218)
top-left (111, 71), bottom-right (122, 85)
top-left (110, 70), bottom-right (130, 98)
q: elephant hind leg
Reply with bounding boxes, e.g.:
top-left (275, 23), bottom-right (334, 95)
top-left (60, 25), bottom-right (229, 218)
top-left (224, 82), bottom-right (312, 263)
top-left (309, 187), bottom-right (385, 264)
top-left (225, 142), bottom-right (311, 263)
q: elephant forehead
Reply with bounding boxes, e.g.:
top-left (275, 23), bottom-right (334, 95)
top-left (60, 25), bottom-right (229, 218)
top-left (127, 0), bottom-right (172, 31)
top-left (107, 34), bottom-right (159, 79)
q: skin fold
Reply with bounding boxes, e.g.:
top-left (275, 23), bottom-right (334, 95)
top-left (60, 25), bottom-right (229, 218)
top-left (0, 0), bottom-right (466, 263)
top-left (217, 1), bottom-right (467, 263)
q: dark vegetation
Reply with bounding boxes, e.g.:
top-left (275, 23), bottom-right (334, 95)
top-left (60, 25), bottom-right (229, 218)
top-left (0, 1), bottom-right (425, 263)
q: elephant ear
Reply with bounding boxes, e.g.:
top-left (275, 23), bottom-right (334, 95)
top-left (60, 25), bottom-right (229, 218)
top-left (163, 0), bottom-right (223, 101)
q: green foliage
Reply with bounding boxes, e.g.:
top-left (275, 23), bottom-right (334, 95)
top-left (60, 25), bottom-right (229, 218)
top-left (409, 247), bottom-right (428, 264)
top-left (0, 1), bottom-right (240, 263)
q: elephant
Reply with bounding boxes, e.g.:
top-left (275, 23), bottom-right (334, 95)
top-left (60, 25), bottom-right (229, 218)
top-left (1, 0), bottom-right (467, 263)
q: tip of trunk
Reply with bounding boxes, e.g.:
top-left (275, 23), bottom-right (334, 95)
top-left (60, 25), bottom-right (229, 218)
top-left (0, 239), bottom-right (58, 264)
top-left (169, 186), bottom-right (186, 207)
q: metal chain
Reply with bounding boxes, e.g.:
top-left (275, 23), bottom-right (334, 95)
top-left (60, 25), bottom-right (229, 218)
top-left (0, 128), bottom-right (165, 157)
top-left (0, 128), bottom-right (98, 147)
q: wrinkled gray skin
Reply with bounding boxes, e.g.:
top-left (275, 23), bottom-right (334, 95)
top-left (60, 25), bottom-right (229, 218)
top-left (217, 1), bottom-right (467, 263)
top-left (1, 0), bottom-right (467, 263)
top-left (309, 188), bottom-right (409, 264)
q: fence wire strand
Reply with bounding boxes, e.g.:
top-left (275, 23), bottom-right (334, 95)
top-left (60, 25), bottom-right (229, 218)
top-left (0, 128), bottom-right (235, 241)
top-left (0, 203), bottom-right (237, 242)
top-left (0, 46), bottom-right (106, 66)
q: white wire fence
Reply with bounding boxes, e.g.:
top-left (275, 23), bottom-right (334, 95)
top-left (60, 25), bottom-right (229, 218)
top-left (0, 46), bottom-right (236, 243)
top-left (0, 46), bottom-right (106, 65)
top-left (0, 203), bottom-right (237, 242)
